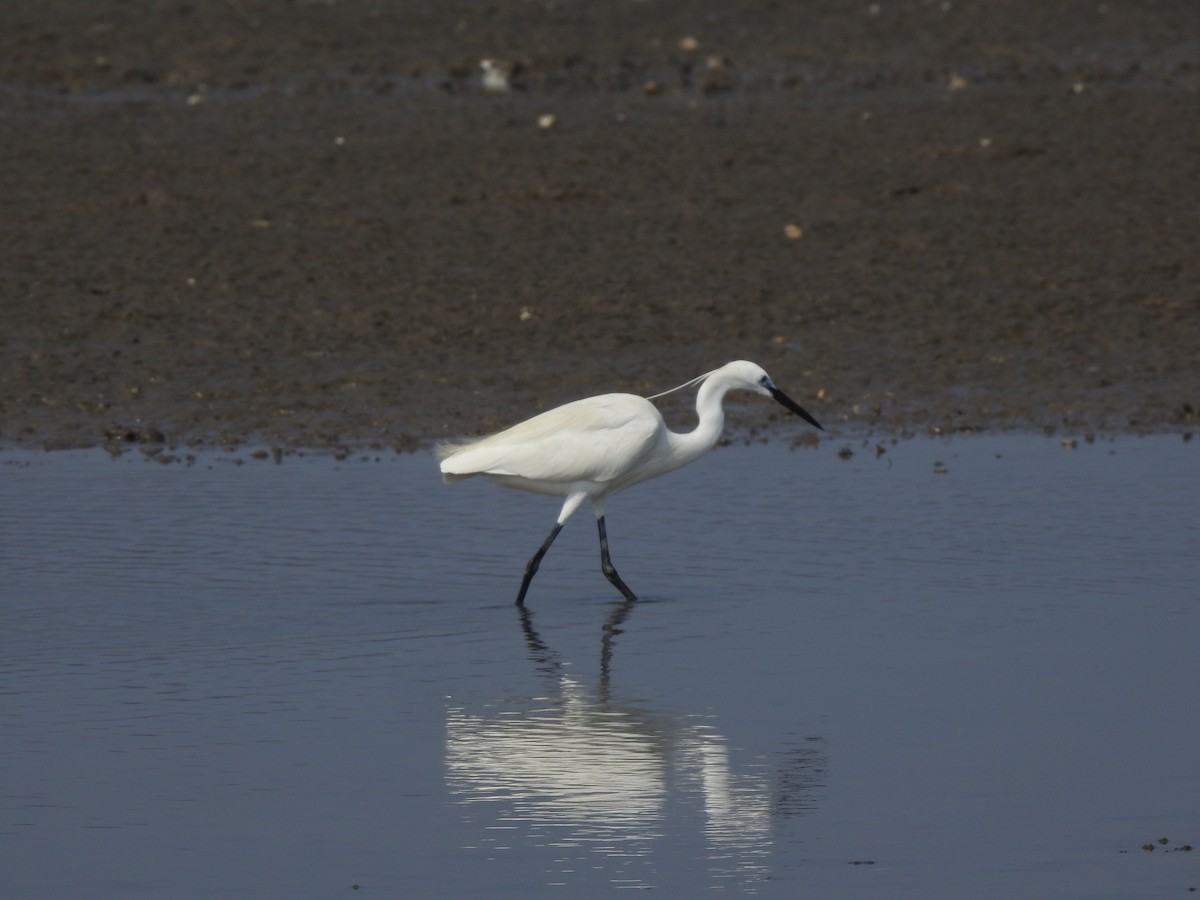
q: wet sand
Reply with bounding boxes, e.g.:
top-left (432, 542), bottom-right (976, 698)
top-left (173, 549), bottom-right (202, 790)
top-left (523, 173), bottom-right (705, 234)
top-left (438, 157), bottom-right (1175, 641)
top-left (2, 0), bottom-right (1198, 453)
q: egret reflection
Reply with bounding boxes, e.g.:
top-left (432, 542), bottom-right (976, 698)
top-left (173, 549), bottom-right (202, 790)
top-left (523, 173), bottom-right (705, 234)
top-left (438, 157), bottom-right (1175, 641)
top-left (445, 601), bottom-right (825, 891)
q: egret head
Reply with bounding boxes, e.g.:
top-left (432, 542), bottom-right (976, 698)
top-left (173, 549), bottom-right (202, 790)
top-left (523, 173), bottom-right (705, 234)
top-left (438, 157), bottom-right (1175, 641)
top-left (724, 360), bottom-right (824, 431)
top-left (646, 360), bottom-right (824, 431)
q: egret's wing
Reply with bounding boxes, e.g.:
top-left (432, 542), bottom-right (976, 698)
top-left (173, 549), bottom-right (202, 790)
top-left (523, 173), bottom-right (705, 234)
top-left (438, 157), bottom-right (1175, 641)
top-left (440, 394), bottom-right (661, 485)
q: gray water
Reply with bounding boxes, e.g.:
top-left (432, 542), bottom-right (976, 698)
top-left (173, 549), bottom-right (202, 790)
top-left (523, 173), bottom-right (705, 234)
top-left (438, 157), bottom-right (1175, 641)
top-left (2, 436), bottom-right (1197, 898)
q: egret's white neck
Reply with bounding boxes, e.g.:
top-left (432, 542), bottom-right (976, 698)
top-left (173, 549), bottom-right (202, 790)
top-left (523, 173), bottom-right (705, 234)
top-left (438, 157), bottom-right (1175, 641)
top-left (664, 374), bottom-right (730, 468)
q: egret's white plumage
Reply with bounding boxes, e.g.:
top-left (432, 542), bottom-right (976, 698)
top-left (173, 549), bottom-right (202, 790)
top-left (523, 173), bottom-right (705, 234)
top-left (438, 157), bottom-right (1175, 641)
top-left (438, 360), bottom-right (823, 604)
top-left (439, 394), bottom-right (660, 491)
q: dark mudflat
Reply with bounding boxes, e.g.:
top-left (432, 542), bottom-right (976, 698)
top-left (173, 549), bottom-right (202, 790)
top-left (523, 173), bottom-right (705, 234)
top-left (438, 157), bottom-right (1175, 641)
top-left (2, 0), bottom-right (1197, 453)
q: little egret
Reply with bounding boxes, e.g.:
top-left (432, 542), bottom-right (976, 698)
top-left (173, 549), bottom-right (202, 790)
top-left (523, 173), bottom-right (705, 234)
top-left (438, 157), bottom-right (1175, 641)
top-left (438, 360), bottom-right (823, 605)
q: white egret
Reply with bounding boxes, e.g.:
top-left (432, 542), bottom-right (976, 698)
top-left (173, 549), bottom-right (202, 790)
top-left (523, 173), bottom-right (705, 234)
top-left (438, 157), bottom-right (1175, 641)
top-left (438, 360), bottom-right (823, 605)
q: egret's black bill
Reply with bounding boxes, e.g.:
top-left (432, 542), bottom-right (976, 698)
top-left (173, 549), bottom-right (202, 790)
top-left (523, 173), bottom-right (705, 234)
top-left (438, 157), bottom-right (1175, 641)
top-left (769, 386), bottom-right (824, 431)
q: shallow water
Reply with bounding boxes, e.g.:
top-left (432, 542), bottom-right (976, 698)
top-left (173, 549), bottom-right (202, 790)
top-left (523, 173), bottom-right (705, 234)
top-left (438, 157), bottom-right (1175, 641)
top-left (1, 436), bottom-right (1197, 898)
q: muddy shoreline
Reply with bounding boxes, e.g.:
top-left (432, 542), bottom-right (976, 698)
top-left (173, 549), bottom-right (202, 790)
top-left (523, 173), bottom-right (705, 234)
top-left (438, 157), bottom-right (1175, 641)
top-left (2, 1), bottom-right (1197, 455)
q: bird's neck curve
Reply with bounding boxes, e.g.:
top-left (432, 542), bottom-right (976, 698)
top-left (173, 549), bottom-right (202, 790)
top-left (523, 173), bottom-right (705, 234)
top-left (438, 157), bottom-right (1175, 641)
top-left (665, 375), bottom-right (728, 467)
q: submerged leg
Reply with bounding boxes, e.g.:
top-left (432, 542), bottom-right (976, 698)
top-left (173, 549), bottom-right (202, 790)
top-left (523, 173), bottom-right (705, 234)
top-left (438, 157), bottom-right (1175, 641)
top-left (597, 515), bottom-right (638, 601)
top-left (516, 522), bottom-right (562, 606)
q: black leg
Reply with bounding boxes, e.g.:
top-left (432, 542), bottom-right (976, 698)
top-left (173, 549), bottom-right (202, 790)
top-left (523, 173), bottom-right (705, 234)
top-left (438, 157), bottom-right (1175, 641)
top-left (597, 515), bottom-right (638, 601)
top-left (516, 522), bottom-right (563, 606)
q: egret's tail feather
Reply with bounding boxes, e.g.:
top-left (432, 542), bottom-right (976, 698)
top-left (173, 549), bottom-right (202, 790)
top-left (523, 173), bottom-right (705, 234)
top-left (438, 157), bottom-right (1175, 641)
top-left (438, 436), bottom-right (508, 480)
top-left (437, 439), bottom-right (483, 481)
top-left (435, 439), bottom-right (477, 462)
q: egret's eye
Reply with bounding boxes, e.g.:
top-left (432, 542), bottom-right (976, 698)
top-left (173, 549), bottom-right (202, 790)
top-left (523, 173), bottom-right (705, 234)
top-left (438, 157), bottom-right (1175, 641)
top-left (758, 375), bottom-right (770, 386)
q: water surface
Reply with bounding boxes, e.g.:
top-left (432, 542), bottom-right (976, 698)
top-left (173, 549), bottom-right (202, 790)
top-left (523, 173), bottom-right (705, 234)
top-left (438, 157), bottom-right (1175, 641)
top-left (2, 436), bottom-right (1197, 897)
